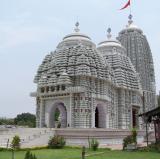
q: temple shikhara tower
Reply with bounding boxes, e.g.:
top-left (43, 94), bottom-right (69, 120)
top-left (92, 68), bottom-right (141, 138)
top-left (117, 15), bottom-right (156, 112)
top-left (32, 17), bottom-right (156, 129)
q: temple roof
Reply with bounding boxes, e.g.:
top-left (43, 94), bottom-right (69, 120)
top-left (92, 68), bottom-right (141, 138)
top-left (34, 23), bottom-right (112, 86)
top-left (117, 15), bottom-right (156, 92)
top-left (97, 28), bottom-right (141, 90)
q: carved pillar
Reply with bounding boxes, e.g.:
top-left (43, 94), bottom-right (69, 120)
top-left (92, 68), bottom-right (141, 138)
top-left (91, 94), bottom-right (95, 128)
top-left (36, 97), bottom-right (40, 127)
top-left (69, 93), bottom-right (72, 127)
top-left (118, 89), bottom-right (126, 129)
top-left (39, 99), bottom-right (45, 127)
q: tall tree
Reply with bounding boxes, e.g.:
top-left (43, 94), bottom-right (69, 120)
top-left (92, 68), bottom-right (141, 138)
top-left (14, 113), bottom-right (36, 128)
top-left (0, 118), bottom-right (14, 125)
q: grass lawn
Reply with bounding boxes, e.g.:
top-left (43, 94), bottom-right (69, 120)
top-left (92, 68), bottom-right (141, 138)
top-left (0, 148), bottom-right (159, 159)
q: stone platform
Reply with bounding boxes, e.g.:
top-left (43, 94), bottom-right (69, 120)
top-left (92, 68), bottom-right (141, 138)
top-left (55, 128), bottom-right (146, 148)
top-left (0, 128), bottom-right (150, 149)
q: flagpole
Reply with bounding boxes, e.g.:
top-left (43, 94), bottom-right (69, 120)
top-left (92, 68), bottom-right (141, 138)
top-left (129, 0), bottom-right (132, 15)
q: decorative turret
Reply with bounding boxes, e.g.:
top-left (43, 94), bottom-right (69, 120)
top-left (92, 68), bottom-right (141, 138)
top-left (60, 22), bottom-right (93, 45)
top-left (98, 28), bottom-right (123, 50)
top-left (107, 27), bottom-right (112, 39)
top-left (124, 14), bottom-right (142, 32)
top-left (128, 14), bottom-right (133, 25)
top-left (74, 22), bottom-right (80, 32)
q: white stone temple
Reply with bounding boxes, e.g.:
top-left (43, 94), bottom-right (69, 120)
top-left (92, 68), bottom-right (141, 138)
top-left (32, 16), bottom-right (156, 129)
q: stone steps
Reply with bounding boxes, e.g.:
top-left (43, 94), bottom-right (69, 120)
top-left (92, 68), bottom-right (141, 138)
top-left (0, 128), bottom-right (55, 148)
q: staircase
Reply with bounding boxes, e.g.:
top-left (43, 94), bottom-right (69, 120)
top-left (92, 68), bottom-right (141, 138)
top-left (0, 128), bottom-right (55, 148)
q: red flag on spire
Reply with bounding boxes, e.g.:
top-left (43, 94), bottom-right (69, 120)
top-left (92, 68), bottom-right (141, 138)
top-left (120, 0), bottom-right (131, 10)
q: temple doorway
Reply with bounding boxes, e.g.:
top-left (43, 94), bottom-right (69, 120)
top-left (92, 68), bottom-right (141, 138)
top-left (95, 104), bottom-right (106, 128)
top-left (132, 108), bottom-right (138, 128)
top-left (49, 102), bottom-right (67, 128)
top-left (95, 107), bottom-right (99, 128)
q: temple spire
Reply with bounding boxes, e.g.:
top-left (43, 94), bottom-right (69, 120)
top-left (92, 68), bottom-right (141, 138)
top-left (128, 14), bottom-right (133, 25)
top-left (107, 27), bottom-right (112, 39)
top-left (74, 22), bottom-right (80, 32)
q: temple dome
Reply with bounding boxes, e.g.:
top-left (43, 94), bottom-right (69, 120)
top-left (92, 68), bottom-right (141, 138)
top-left (34, 23), bottom-right (112, 86)
top-left (57, 22), bottom-right (95, 49)
top-left (97, 28), bottom-right (126, 55)
top-left (63, 24), bottom-right (91, 42)
top-left (97, 28), bottom-right (141, 90)
top-left (98, 28), bottom-right (122, 49)
top-left (98, 40), bottom-right (122, 48)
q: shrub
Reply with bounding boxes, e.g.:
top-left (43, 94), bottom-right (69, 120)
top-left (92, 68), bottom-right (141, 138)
top-left (91, 138), bottom-right (99, 151)
top-left (123, 135), bottom-right (133, 150)
top-left (148, 143), bottom-right (160, 153)
top-left (132, 128), bottom-right (137, 144)
top-left (48, 135), bottom-right (65, 149)
top-left (11, 135), bottom-right (21, 149)
top-left (123, 129), bottom-right (137, 150)
top-left (24, 150), bottom-right (37, 159)
top-left (138, 143), bottom-right (160, 153)
top-left (0, 147), bottom-right (8, 151)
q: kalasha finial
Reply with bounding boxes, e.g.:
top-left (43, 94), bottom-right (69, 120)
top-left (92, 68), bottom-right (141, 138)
top-left (74, 22), bottom-right (80, 32)
top-left (107, 27), bottom-right (112, 39)
top-left (128, 14), bottom-right (133, 25)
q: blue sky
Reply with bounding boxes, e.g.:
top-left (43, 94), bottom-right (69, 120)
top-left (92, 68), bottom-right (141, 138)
top-left (0, 0), bottom-right (160, 117)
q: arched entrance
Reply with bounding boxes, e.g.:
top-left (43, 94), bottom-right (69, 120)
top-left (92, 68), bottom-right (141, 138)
top-left (49, 102), bottom-right (67, 128)
top-left (95, 104), bottom-right (106, 128)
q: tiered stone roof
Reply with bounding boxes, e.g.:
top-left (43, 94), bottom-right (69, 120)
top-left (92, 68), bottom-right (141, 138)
top-left (117, 15), bottom-right (156, 111)
top-left (97, 28), bottom-right (141, 90)
top-left (117, 15), bottom-right (155, 92)
top-left (34, 23), bottom-right (113, 87)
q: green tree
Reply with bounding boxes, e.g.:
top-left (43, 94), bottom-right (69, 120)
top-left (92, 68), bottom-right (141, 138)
top-left (0, 118), bottom-right (14, 125)
top-left (14, 113), bottom-right (36, 128)
top-left (11, 135), bottom-right (21, 149)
